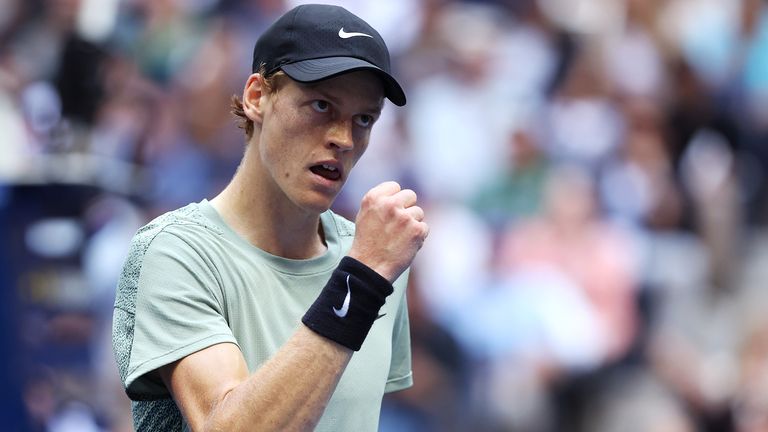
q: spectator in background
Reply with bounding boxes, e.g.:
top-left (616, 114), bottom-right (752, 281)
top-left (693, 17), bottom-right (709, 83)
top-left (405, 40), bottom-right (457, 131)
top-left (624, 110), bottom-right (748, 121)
top-left (449, 165), bottom-right (639, 431)
top-left (580, 368), bottom-right (696, 432)
top-left (539, 46), bottom-right (624, 168)
top-left (648, 239), bottom-right (742, 432)
top-left (600, 97), bottom-right (683, 230)
top-left (498, 165), bottom-right (638, 430)
top-left (470, 120), bottom-right (552, 231)
top-left (648, 125), bottom-right (745, 432)
top-left (601, 0), bottom-right (667, 103)
top-left (498, 165), bottom-right (639, 364)
top-left (663, 58), bottom-right (740, 232)
top-left (405, 2), bottom-right (512, 203)
top-left (142, 20), bottom-right (244, 212)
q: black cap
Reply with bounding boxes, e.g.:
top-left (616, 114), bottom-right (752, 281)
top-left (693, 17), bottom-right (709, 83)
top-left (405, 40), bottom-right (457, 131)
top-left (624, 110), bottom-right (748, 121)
top-left (251, 4), bottom-right (406, 106)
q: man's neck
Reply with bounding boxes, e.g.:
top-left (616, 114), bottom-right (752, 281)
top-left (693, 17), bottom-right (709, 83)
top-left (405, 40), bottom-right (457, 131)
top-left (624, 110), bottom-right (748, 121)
top-left (210, 157), bottom-right (327, 260)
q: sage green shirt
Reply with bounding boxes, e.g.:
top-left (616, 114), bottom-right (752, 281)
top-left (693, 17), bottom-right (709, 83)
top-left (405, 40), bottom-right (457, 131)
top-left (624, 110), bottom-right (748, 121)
top-left (112, 200), bottom-right (413, 431)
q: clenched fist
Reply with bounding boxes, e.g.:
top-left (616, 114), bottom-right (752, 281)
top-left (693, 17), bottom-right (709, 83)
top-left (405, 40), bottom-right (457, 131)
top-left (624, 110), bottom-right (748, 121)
top-left (347, 181), bottom-right (429, 283)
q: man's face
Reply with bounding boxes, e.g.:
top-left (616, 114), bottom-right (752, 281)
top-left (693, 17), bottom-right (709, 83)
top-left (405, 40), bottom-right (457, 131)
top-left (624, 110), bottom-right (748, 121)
top-left (255, 70), bottom-right (385, 214)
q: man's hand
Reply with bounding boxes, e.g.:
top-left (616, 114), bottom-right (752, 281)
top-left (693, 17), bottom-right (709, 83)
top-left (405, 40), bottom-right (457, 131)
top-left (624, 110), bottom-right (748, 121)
top-left (348, 181), bottom-right (429, 283)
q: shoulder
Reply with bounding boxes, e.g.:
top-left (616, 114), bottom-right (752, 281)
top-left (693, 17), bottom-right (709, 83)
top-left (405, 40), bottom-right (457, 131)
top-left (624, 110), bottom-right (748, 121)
top-left (139, 202), bottom-right (222, 239)
top-left (116, 203), bottom-right (222, 307)
top-left (130, 203), bottom-right (223, 254)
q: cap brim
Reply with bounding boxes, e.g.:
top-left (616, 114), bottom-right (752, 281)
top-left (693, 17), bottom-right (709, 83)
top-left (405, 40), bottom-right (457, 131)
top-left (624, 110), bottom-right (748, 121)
top-left (281, 57), bottom-right (406, 106)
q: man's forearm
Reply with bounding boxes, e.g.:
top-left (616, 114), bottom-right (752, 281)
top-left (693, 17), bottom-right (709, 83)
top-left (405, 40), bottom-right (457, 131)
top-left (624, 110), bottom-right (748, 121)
top-left (162, 325), bottom-right (352, 432)
top-left (204, 326), bottom-right (352, 432)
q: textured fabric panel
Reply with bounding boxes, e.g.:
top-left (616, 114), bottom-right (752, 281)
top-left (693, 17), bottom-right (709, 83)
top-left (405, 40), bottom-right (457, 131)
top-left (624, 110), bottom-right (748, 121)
top-left (132, 399), bottom-right (183, 432)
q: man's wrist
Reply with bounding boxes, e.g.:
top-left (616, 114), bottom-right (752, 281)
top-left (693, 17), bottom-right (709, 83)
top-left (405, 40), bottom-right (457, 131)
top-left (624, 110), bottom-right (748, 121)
top-left (301, 257), bottom-right (393, 351)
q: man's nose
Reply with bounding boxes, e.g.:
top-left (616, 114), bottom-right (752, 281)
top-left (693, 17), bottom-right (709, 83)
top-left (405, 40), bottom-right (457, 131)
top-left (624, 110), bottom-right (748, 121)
top-left (327, 120), bottom-right (354, 151)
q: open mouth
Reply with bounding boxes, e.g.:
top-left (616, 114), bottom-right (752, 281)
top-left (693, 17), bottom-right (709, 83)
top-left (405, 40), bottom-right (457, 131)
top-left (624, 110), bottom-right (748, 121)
top-left (310, 164), bottom-right (341, 181)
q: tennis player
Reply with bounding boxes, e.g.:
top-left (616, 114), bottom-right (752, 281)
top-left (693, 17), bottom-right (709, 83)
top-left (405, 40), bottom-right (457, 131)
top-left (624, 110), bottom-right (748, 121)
top-left (112, 4), bottom-right (427, 431)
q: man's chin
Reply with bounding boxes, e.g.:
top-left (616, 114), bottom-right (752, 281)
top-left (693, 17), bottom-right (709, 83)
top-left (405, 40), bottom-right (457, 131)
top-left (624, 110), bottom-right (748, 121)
top-left (299, 194), bottom-right (337, 215)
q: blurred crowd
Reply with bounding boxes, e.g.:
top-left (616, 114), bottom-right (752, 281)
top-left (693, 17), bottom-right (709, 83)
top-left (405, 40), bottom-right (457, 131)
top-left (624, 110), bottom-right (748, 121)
top-left (2, 0), bottom-right (768, 431)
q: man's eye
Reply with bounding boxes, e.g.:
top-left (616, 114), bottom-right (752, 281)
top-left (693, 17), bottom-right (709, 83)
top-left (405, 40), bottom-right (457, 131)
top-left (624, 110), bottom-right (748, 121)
top-left (354, 114), bottom-right (373, 128)
top-left (311, 100), bottom-right (330, 112)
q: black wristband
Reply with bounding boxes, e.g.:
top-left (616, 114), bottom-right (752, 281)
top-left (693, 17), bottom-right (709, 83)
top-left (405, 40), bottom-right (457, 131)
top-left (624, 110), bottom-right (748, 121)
top-left (302, 257), bottom-right (393, 351)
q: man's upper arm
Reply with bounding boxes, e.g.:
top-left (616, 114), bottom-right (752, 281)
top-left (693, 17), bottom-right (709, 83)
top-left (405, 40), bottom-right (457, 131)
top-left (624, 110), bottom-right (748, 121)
top-left (159, 342), bottom-right (250, 431)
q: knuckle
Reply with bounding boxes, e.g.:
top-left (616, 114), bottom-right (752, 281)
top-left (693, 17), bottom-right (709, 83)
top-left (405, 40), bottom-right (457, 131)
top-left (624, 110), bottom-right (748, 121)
top-left (404, 217), bottom-right (420, 232)
top-left (384, 198), bottom-right (400, 213)
top-left (361, 192), bottom-right (375, 207)
top-left (393, 212), bottom-right (408, 226)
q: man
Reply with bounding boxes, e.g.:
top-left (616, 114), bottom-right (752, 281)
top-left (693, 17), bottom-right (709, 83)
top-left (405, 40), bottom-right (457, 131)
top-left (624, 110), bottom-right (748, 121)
top-left (112, 4), bottom-right (428, 431)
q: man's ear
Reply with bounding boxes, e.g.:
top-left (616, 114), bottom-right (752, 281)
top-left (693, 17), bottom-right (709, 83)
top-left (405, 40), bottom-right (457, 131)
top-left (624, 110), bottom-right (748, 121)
top-left (242, 73), bottom-right (267, 124)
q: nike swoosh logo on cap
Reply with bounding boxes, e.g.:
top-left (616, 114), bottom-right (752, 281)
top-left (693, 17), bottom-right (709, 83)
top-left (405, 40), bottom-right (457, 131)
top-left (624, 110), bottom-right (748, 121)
top-left (333, 275), bottom-right (352, 318)
top-left (338, 28), bottom-right (373, 39)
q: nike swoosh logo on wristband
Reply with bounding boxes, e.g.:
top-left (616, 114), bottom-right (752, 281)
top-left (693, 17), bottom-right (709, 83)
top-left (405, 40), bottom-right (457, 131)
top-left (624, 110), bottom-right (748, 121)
top-left (333, 275), bottom-right (352, 318)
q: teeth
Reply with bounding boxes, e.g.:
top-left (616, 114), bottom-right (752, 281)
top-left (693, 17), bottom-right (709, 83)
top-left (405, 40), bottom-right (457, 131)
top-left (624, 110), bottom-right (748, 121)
top-left (322, 164), bottom-right (337, 171)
